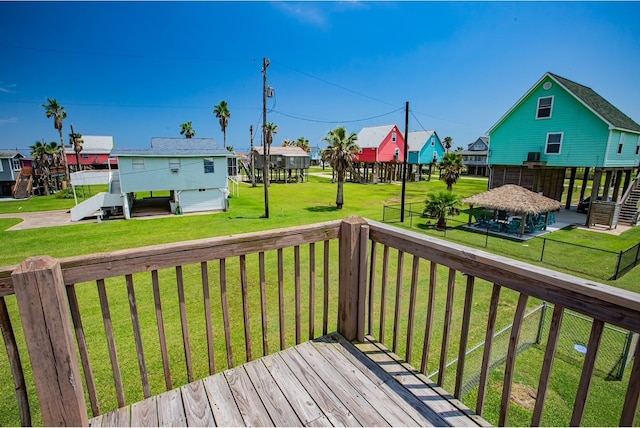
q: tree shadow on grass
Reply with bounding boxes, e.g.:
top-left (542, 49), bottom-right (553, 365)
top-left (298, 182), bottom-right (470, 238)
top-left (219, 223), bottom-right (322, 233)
top-left (305, 206), bottom-right (339, 213)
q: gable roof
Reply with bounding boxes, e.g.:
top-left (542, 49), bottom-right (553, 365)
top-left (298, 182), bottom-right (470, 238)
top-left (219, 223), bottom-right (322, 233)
top-left (548, 73), bottom-right (640, 133)
top-left (111, 138), bottom-right (229, 157)
top-left (407, 130), bottom-right (437, 151)
top-left (254, 146), bottom-right (309, 156)
top-left (488, 72), bottom-right (640, 135)
top-left (356, 124), bottom-right (396, 148)
top-left (64, 135), bottom-right (113, 154)
top-left (0, 150), bottom-right (24, 159)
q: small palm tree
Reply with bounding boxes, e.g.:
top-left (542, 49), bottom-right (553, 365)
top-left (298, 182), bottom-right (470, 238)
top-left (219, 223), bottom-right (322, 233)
top-left (41, 98), bottom-right (70, 183)
top-left (281, 139), bottom-right (293, 147)
top-left (295, 136), bottom-right (311, 153)
top-left (423, 191), bottom-right (460, 229)
top-left (322, 126), bottom-right (359, 209)
top-left (69, 128), bottom-right (83, 172)
top-left (213, 100), bottom-right (231, 147)
top-left (443, 136), bottom-right (453, 153)
top-left (30, 140), bottom-right (61, 195)
top-left (438, 151), bottom-right (465, 191)
top-left (180, 122), bottom-right (196, 138)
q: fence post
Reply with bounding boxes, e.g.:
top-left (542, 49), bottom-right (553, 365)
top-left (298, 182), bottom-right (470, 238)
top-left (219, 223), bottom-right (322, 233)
top-left (536, 302), bottom-right (548, 344)
top-left (618, 332), bottom-right (637, 380)
top-left (12, 256), bottom-right (88, 426)
top-left (614, 251), bottom-right (624, 280)
top-left (338, 216), bottom-right (368, 341)
top-left (540, 239), bottom-right (547, 262)
top-left (635, 243), bottom-right (640, 267)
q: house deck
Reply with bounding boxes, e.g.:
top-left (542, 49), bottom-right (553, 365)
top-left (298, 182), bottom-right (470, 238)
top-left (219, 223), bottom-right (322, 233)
top-left (88, 333), bottom-right (489, 427)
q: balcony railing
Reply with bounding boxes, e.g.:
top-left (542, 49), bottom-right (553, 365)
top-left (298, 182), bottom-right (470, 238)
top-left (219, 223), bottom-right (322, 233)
top-left (1, 217), bottom-right (640, 426)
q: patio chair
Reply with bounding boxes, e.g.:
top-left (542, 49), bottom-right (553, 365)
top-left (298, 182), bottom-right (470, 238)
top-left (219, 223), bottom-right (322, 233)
top-left (548, 212), bottom-right (556, 224)
top-left (506, 219), bottom-right (521, 234)
top-left (497, 210), bottom-right (509, 222)
top-left (475, 214), bottom-right (490, 228)
top-left (489, 220), bottom-right (503, 232)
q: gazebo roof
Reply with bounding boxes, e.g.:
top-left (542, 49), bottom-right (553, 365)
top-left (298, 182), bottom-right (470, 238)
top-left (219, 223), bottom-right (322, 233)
top-left (462, 184), bottom-right (562, 214)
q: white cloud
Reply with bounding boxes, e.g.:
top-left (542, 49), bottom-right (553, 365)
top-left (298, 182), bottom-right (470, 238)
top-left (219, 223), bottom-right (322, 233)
top-left (0, 83), bottom-right (16, 93)
top-left (273, 2), bottom-right (328, 28)
top-left (0, 117), bottom-right (18, 125)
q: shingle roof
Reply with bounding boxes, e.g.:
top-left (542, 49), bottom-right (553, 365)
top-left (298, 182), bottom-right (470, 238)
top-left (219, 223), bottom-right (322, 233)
top-left (64, 136), bottom-right (113, 154)
top-left (356, 125), bottom-right (396, 148)
top-left (0, 150), bottom-right (23, 158)
top-left (549, 73), bottom-right (640, 133)
top-left (407, 130), bottom-right (435, 151)
top-left (111, 137), bottom-right (229, 157)
top-left (254, 146), bottom-right (310, 156)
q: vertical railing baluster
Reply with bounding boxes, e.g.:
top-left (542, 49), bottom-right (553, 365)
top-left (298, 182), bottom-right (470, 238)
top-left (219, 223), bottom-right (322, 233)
top-left (219, 259), bottom-right (234, 368)
top-left (392, 250), bottom-right (405, 354)
top-left (620, 338), bottom-right (640, 426)
top-left (379, 245), bottom-right (390, 344)
top-left (532, 303), bottom-right (564, 426)
top-left (454, 275), bottom-right (475, 399)
top-left (570, 319), bottom-right (604, 426)
top-left (499, 293), bottom-right (529, 426)
top-left (239, 255), bottom-right (252, 362)
top-left (259, 252), bottom-right (269, 357)
top-left (176, 266), bottom-right (193, 382)
top-left (125, 274), bottom-right (150, 398)
top-left (405, 255), bottom-right (420, 364)
top-left (368, 240), bottom-right (378, 336)
top-left (421, 261), bottom-right (438, 374)
top-left (323, 240), bottom-right (330, 336)
top-left (476, 283), bottom-right (501, 416)
top-left (66, 284), bottom-right (100, 416)
top-left (151, 270), bottom-right (172, 390)
top-left (309, 243), bottom-right (316, 340)
top-left (295, 245), bottom-right (301, 345)
top-left (201, 262), bottom-right (215, 375)
top-left (97, 278), bottom-right (126, 407)
top-left (437, 268), bottom-right (456, 387)
top-left (278, 248), bottom-right (285, 350)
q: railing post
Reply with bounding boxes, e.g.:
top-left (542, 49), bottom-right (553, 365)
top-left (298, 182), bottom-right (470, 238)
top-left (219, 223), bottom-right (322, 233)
top-left (338, 216), bottom-right (368, 341)
top-left (12, 256), bottom-right (88, 427)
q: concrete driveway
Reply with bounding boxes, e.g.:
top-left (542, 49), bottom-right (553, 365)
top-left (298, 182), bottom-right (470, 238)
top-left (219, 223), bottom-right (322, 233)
top-left (0, 210), bottom-right (93, 231)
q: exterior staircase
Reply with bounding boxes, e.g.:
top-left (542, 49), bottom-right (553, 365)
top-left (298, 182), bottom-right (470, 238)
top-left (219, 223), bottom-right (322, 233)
top-left (618, 177), bottom-right (640, 225)
top-left (11, 167), bottom-right (33, 199)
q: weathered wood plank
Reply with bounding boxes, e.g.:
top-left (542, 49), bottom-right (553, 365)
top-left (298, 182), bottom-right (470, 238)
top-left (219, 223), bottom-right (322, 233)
top-left (156, 388), bottom-right (186, 427)
top-left (225, 366), bottom-right (274, 426)
top-left (151, 270), bottom-right (172, 390)
top-left (271, 346), bottom-right (357, 426)
top-left (130, 395), bottom-right (158, 427)
top-left (294, 341), bottom-right (392, 426)
top-left (202, 372), bottom-right (244, 426)
top-left (239, 254), bottom-right (252, 362)
top-left (295, 245), bottom-right (301, 344)
top-left (354, 336), bottom-right (484, 427)
top-left (338, 217), bottom-right (367, 341)
top-left (201, 261), bottom-right (215, 375)
top-left (367, 240), bottom-right (378, 336)
top-left (261, 354), bottom-right (330, 426)
top-left (357, 224), bottom-right (369, 342)
top-left (455, 275), bottom-right (475, 399)
top-left (421, 261), bottom-right (438, 374)
top-left (392, 250), bottom-right (404, 354)
top-left (126, 274), bottom-right (151, 398)
top-left (176, 266), bottom-right (194, 382)
top-left (97, 278), bottom-right (126, 408)
top-left (405, 255), bottom-right (420, 364)
top-left (379, 245), bottom-right (390, 344)
top-left (309, 242), bottom-right (316, 340)
top-left (476, 283), bottom-right (501, 416)
top-left (259, 251), bottom-right (269, 357)
top-left (278, 248), bottom-right (285, 350)
top-left (102, 406), bottom-right (130, 427)
top-left (532, 303), bottom-right (564, 426)
top-left (570, 319), bottom-right (604, 426)
top-left (243, 359), bottom-right (303, 426)
top-left (323, 240), bottom-right (330, 336)
top-left (219, 258), bottom-right (233, 368)
top-left (316, 334), bottom-right (442, 427)
top-left (620, 337), bottom-right (640, 426)
top-left (181, 381), bottom-right (215, 426)
top-left (438, 267), bottom-right (456, 386)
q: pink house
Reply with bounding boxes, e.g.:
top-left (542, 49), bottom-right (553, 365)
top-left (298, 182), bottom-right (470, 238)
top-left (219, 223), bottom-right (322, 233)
top-left (351, 124), bottom-right (405, 182)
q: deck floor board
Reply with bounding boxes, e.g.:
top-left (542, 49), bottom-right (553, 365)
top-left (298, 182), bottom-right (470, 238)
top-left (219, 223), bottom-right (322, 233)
top-left (88, 333), bottom-right (490, 427)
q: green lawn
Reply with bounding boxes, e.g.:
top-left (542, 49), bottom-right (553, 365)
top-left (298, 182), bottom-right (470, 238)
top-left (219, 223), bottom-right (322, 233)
top-left (1, 172), bottom-right (639, 426)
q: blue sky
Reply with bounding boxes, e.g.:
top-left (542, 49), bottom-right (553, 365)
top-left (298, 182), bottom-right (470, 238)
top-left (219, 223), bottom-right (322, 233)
top-left (1, 1), bottom-right (639, 154)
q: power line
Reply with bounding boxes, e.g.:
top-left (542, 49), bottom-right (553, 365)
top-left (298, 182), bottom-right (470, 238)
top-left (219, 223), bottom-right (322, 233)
top-left (271, 107), bottom-right (403, 124)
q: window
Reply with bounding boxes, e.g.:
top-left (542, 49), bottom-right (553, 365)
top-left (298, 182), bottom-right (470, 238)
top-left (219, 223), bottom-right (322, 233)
top-left (636, 136), bottom-right (640, 155)
top-left (169, 158), bottom-right (181, 171)
top-left (537, 96), bottom-right (553, 119)
top-left (11, 159), bottom-right (21, 171)
top-left (132, 158), bottom-right (145, 170)
top-left (394, 148), bottom-right (400, 159)
top-left (431, 136), bottom-right (435, 146)
top-left (392, 132), bottom-right (397, 143)
top-left (82, 154), bottom-right (90, 159)
top-left (227, 157), bottom-right (237, 176)
top-left (0, 160), bottom-right (3, 172)
top-left (618, 133), bottom-right (626, 155)
top-left (204, 158), bottom-right (215, 174)
top-left (545, 132), bottom-right (563, 154)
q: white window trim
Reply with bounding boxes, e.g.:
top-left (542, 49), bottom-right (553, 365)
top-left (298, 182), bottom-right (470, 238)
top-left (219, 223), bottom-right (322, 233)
top-left (545, 132), bottom-right (563, 155)
top-left (12, 159), bottom-right (21, 171)
top-left (391, 132), bottom-right (397, 143)
top-left (536, 95), bottom-right (554, 120)
top-left (618, 133), bottom-right (626, 156)
top-left (0, 160), bottom-right (4, 172)
top-left (635, 136), bottom-right (640, 156)
top-left (204, 158), bottom-right (215, 174)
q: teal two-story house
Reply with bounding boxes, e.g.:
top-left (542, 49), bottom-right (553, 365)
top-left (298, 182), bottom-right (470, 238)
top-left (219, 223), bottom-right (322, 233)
top-left (487, 72), bottom-right (640, 225)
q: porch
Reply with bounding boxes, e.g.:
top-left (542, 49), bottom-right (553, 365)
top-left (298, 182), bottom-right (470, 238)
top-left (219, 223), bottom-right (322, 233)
top-left (2, 217), bottom-right (640, 426)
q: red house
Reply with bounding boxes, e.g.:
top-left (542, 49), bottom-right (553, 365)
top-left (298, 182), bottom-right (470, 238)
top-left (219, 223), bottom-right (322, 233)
top-left (65, 135), bottom-right (117, 171)
top-left (352, 124), bottom-right (405, 182)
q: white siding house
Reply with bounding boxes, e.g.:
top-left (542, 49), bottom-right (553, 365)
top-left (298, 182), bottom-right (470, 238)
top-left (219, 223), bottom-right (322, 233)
top-left (111, 138), bottom-right (231, 217)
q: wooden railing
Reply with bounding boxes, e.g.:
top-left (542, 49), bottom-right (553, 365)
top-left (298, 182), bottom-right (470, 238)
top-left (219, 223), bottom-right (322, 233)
top-left (2, 217), bottom-right (640, 426)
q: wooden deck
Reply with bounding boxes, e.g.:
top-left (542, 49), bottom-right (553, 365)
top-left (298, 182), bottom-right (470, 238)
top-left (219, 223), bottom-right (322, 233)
top-left (88, 333), bottom-right (489, 427)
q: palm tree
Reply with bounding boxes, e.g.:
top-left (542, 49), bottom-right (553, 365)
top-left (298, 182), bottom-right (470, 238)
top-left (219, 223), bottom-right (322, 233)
top-left (30, 140), bottom-right (61, 195)
top-left (41, 98), bottom-right (70, 183)
top-left (438, 151), bottom-right (465, 191)
top-left (423, 191), bottom-right (460, 230)
top-left (443, 136), bottom-right (453, 153)
top-left (262, 122), bottom-right (278, 218)
top-left (295, 136), bottom-right (311, 153)
top-left (322, 126), bottom-right (359, 209)
top-left (281, 139), bottom-right (294, 147)
top-left (180, 122), bottom-right (196, 138)
top-left (213, 100), bottom-right (231, 148)
top-left (69, 128), bottom-right (84, 172)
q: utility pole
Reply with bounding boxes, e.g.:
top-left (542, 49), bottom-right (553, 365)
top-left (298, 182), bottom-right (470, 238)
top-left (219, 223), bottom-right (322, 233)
top-left (400, 101), bottom-right (409, 222)
top-left (262, 57), bottom-right (270, 218)
top-left (250, 125), bottom-right (256, 187)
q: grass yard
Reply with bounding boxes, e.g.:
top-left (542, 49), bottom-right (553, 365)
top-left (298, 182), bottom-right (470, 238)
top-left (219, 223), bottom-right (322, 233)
top-left (1, 170), bottom-right (640, 426)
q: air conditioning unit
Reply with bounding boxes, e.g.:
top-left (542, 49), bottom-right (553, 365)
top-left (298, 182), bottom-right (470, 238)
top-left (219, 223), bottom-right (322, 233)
top-left (527, 152), bottom-right (541, 162)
